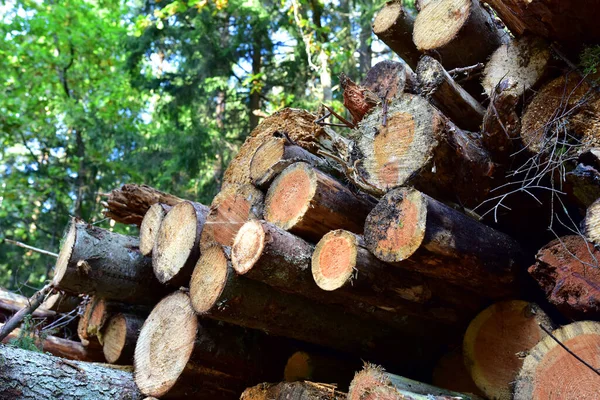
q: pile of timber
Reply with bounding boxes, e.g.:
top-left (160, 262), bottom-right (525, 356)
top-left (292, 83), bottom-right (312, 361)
top-left (5, 1), bottom-right (600, 399)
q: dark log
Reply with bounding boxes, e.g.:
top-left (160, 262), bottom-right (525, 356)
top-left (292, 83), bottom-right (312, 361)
top-left (362, 60), bottom-right (419, 98)
top-left (432, 349), bottom-right (486, 398)
top-left (139, 203), bottom-right (172, 256)
top-left (566, 148), bottom-right (600, 210)
top-left (241, 381), bottom-right (346, 400)
top-left (372, 2), bottom-right (420, 69)
top-left (284, 351), bottom-right (360, 391)
top-left (364, 187), bottom-right (524, 297)
top-left (102, 313), bottom-right (145, 364)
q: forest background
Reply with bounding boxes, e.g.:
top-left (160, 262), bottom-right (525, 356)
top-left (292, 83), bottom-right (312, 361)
top-left (0, 0), bottom-right (410, 294)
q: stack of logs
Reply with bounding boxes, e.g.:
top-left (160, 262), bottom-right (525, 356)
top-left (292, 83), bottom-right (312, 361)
top-left (4, 0), bottom-right (600, 399)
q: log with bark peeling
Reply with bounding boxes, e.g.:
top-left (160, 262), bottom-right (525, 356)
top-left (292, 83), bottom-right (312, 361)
top-left (241, 381), bottom-right (347, 400)
top-left (0, 287), bottom-right (57, 320)
top-left (372, 2), bottom-right (420, 69)
top-left (139, 203), bottom-right (172, 256)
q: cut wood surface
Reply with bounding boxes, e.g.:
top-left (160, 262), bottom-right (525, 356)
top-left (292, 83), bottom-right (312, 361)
top-left (241, 381), bottom-right (347, 400)
top-left (102, 313), bottom-right (145, 364)
top-left (529, 235), bottom-right (600, 320)
top-left (353, 94), bottom-right (494, 206)
top-left (372, 2), bottom-right (420, 69)
top-left (102, 184), bottom-right (183, 226)
top-left (153, 200), bottom-right (208, 286)
top-left (463, 300), bottom-right (554, 400)
top-left (417, 55), bottom-right (485, 131)
top-left (413, 0), bottom-right (506, 69)
top-left (283, 351), bottom-right (360, 391)
top-left (364, 187), bottom-right (523, 296)
top-left (584, 198), bottom-right (600, 245)
top-left (264, 163), bottom-right (374, 241)
top-left (514, 321), bottom-right (600, 400)
top-left (0, 345), bottom-right (142, 399)
top-left (139, 203), bottom-right (172, 256)
top-left (53, 219), bottom-right (166, 304)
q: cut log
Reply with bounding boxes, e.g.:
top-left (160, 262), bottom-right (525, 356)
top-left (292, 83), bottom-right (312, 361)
top-left (584, 198), bottom-right (600, 245)
top-left (42, 291), bottom-right (81, 314)
top-left (364, 187), bottom-right (524, 296)
top-left (139, 203), bottom-right (172, 256)
top-left (199, 184), bottom-right (263, 249)
top-left (102, 313), bottom-right (145, 364)
top-left (567, 152), bottom-right (600, 210)
top-left (0, 345), bottom-right (142, 399)
top-left (353, 93), bottom-right (494, 205)
top-left (362, 60), bottom-right (419, 99)
top-left (413, 0), bottom-right (506, 69)
top-left (432, 349), bottom-right (486, 398)
top-left (53, 219), bottom-right (166, 304)
top-left (264, 163), bottom-right (374, 241)
top-left (153, 200), bottom-right (208, 286)
top-left (241, 381), bottom-right (346, 400)
top-left (463, 300), bottom-right (555, 400)
top-left (481, 36), bottom-right (551, 98)
top-left (372, 2), bottom-right (420, 69)
top-left (529, 235), bottom-right (600, 320)
top-left (0, 287), bottom-right (56, 319)
top-left (284, 351), bottom-right (360, 390)
top-left (102, 184), bottom-right (183, 226)
top-left (417, 55), bottom-right (485, 131)
top-left (77, 296), bottom-right (102, 346)
top-left (514, 321), bottom-right (600, 400)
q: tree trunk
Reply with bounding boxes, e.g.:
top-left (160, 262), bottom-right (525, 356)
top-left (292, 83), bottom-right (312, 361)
top-left (463, 300), bottom-right (555, 400)
top-left (364, 187), bottom-right (525, 297)
top-left (413, 0), bottom-right (506, 69)
top-left (249, 42), bottom-right (262, 131)
top-left (353, 93), bottom-right (494, 206)
top-left (584, 198), bottom-right (600, 244)
top-left (358, 6), bottom-right (372, 77)
top-left (372, 2), bottom-right (420, 69)
top-left (283, 351), bottom-right (360, 391)
top-left (139, 203), bottom-right (172, 256)
top-left (102, 184), bottom-right (183, 226)
top-left (53, 219), bottom-right (167, 304)
top-left (241, 381), bottom-right (346, 400)
top-left (514, 321), bottom-right (600, 400)
top-left (417, 55), bottom-right (485, 131)
top-left (0, 345), bottom-right (142, 400)
top-left (264, 163), bottom-right (375, 241)
top-left (102, 313), bottom-right (145, 364)
top-left (528, 235), bottom-right (600, 320)
top-left (153, 201), bottom-right (209, 286)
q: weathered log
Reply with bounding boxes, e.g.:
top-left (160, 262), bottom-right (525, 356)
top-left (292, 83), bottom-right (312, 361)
top-left (417, 55), bottom-right (485, 131)
top-left (584, 198), bottom-right (600, 245)
top-left (514, 321), bottom-right (600, 400)
top-left (77, 296), bottom-right (102, 346)
top-left (102, 184), bottom-right (183, 226)
top-left (102, 313), bottom-right (145, 364)
top-left (463, 300), bottom-right (555, 400)
top-left (413, 0), bottom-right (506, 69)
top-left (199, 184), bottom-right (263, 250)
top-left (0, 345), bottom-right (142, 400)
top-left (353, 94), bottom-right (494, 205)
top-left (153, 200), bottom-right (208, 286)
top-left (139, 203), bottom-right (172, 256)
top-left (42, 291), bottom-right (81, 314)
top-left (566, 148), bottom-right (600, 210)
top-left (364, 187), bottom-right (524, 296)
top-left (432, 349), bottom-right (486, 398)
top-left (0, 287), bottom-right (56, 319)
top-left (284, 351), bottom-right (360, 390)
top-left (241, 381), bottom-right (346, 400)
top-left (372, 2), bottom-right (420, 69)
top-left (529, 235), bottom-right (600, 320)
top-left (264, 163), bottom-right (374, 241)
top-left (362, 60), bottom-right (419, 99)
top-left (53, 219), bottom-right (166, 304)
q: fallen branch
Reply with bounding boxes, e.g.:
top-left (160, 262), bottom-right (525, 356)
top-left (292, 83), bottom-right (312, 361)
top-left (0, 283), bottom-right (55, 342)
top-left (2, 238), bottom-right (58, 258)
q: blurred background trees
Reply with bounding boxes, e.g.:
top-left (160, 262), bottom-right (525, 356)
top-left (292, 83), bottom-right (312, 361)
top-left (0, 0), bottom-right (392, 293)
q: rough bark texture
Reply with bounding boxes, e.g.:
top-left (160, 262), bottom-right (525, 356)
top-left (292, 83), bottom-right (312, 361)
top-left (139, 203), bottom-right (172, 256)
top-left (413, 0), bottom-right (507, 69)
top-left (284, 351), bottom-right (360, 391)
top-left (353, 94), bottom-right (494, 206)
top-left (241, 381), bottom-right (346, 400)
top-left (53, 219), bottom-right (166, 304)
top-left (0, 345), bottom-right (142, 400)
top-left (529, 235), bottom-right (600, 320)
top-left (417, 55), bottom-right (485, 131)
top-left (584, 198), bottom-right (600, 245)
top-left (102, 313), bottom-right (145, 364)
top-left (0, 287), bottom-right (56, 319)
top-left (364, 187), bottom-right (524, 297)
top-left (102, 184), bottom-right (183, 226)
top-left (463, 300), bottom-right (555, 400)
top-left (372, 2), bottom-right (420, 69)
top-left (362, 60), bottom-right (419, 99)
top-left (264, 163), bottom-right (375, 241)
top-left (514, 321), bottom-right (600, 400)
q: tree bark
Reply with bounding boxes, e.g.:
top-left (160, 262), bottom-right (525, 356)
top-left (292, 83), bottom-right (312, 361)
top-left (584, 198), bottom-right (600, 245)
top-left (0, 345), bottom-right (142, 400)
top-left (102, 313), bottom-right (145, 364)
top-left (364, 187), bottom-right (525, 297)
top-left (139, 203), bottom-right (172, 256)
top-left (241, 381), bottom-right (347, 400)
top-left (463, 300), bottom-right (555, 400)
top-left (0, 287), bottom-right (57, 319)
top-left (372, 2), bottom-right (420, 69)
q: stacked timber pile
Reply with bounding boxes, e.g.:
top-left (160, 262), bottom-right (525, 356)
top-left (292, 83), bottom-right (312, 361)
top-left (4, 1), bottom-right (600, 399)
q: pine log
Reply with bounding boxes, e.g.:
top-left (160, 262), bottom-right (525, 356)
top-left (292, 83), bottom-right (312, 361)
top-left (417, 55), bottom-right (485, 131)
top-left (139, 203), bottom-right (172, 256)
top-left (42, 291), bottom-right (81, 314)
top-left (353, 94), bottom-right (494, 205)
top-left (241, 381), bottom-right (346, 400)
top-left (199, 184), bottom-right (263, 250)
top-left (0, 287), bottom-right (56, 319)
top-left (584, 198), bottom-right (600, 245)
top-left (102, 184), bottom-right (183, 226)
top-left (190, 246), bottom-right (438, 372)
top-left (0, 345), bottom-right (142, 399)
top-left (529, 235), bottom-right (600, 320)
top-left (264, 163), bottom-right (374, 241)
top-left (364, 187), bottom-right (524, 297)
top-left (77, 296), bottom-right (102, 346)
top-left (153, 200), bottom-right (208, 286)
top-left (413, 0), bottom-right (506, 69)
top-left (102, 313), bottom-right (145, 364)
top-left (514, 321), bottom-right (600, 400)
top-left (463, 300), bottom-right (555, 400)
top-left (284, 351), bottom-right (360, 390)
top-left (363, 60), bottom-right (419, 99)
top-left (372, 2), bottom-right (420, 69)
top-left (432, 349), bottom-right (486, 398)
top-left (53, 219), bottom-right (166, 304)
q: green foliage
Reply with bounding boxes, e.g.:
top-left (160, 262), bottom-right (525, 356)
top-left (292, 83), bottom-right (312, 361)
top-left (580, 45), bottom-right (600, 75)
top-left (7, 315), bottom-right (50, 352)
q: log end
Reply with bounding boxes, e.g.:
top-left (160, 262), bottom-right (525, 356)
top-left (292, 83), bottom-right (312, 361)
top-left (103, 314), bottom-right (128, 364)
top-left (312, 230), bottom-right (358, 291)
top-left (249, 137), bottom-right (286, 184)
top-left (140, 204), bottom-right (169, 256)
top-left (348, 364), bottom-right (389, 400)
top-left (372, 2), bottom-right (404, 35)
top-left (231, 220), bottom-right (266, 275)
top-left (584, 199), bottom-right (600, 244)
top-left (53, 218), bottom-right (77, 286)
top-left (283, 351), bottom-right (313, 382)
top-left (134, 292), bottom-right (197, 398)
top-left (413, 0), bottom-right (470, 51)
top-left (190, 246), bottom-right (229, 314)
